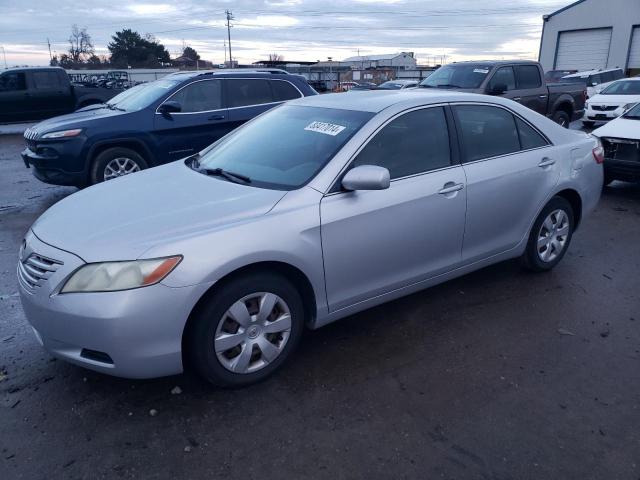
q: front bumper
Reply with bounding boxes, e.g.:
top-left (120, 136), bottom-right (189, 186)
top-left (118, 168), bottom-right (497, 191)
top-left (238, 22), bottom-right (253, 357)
top-left (21, 136), bottom-right (88, 187)
top-left (601, 137), bottom-right (640, 182)
top-left (17, 230), bottom-right (212, 379)
top-left (582, 106), bottom-right (624, 123)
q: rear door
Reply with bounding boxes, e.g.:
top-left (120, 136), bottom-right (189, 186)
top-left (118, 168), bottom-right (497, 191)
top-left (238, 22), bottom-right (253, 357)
top-left (513, 65), bottom-right (547, 115)
top-left (28, 70), bottom-right (72, 117)
top-left (320, 106), bottom-right (467, 310)
top-left (452, 104), bottom-right (559, 263)
top-left (152, 79), bottom-right (229, 163)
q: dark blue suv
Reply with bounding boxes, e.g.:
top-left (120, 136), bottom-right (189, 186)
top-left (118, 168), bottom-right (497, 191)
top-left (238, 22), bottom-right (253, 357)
top-left (21, 70), bottom-right (317, 186)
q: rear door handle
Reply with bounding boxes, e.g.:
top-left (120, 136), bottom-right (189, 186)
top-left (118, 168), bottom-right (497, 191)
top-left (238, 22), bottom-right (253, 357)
top-left (513, 97), bottom-right (522, 101)
top-left (438, 182), bottom-right (464, 195)
top-left (539, 95), bottom-right (548, 99)
top-left (538, 157), bottom-right (556, 168)
top-left (208, 114), bottom-right (225, 121)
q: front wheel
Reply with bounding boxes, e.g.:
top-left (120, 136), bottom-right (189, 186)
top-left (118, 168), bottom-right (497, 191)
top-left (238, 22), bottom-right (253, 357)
top-left (521, 197), bottom-right (574, 272)
top-left (582, 121), bottom-right (595, 129)
top-left (186, 272), bottom-right (305, 387)
top-left (552, 111), bottom-right (570, 128)
top-left (90, 147), bottom-right (148, 185)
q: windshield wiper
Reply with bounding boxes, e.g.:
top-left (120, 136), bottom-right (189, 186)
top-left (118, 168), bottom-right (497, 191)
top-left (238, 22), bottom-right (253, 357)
top-left (186, 153), bottom-right (201, 169)
top-left (200, 167), bottom-right (251, 185)
top-left (105, 103), bottom-right (125, 112)
top-left (432, 84), bottom-right (462, 88)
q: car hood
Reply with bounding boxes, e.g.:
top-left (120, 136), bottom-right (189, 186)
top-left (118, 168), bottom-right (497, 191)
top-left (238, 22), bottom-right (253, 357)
top-left (589, 94), bottom-right (640, 105)
top-left (30, 107), bottom-right (126, 136)
top-left (31, 161), bottom-right (288, 262)
top-left (592, 117), bottom-right (640, 140)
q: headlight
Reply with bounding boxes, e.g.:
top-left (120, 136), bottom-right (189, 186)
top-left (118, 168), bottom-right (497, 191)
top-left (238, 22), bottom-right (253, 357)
top-left (585, 101), bottom-right (589, 108)
top-left (61, 256), bottom-right (182, 293)
top-left (41, 129), bottom-right (82, 139)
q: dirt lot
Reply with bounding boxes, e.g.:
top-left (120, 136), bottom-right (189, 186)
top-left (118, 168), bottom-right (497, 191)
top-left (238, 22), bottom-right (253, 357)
top-left (0, 133), bottom-right (639, 480)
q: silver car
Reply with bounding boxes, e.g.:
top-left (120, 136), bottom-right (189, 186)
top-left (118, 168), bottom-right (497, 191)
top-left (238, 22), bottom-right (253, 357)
top-left (18, 91), bottom-right (603, 387)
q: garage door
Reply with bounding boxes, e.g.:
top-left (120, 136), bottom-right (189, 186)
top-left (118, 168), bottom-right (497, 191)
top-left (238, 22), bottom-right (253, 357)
top-left (555, 28), bottom-right (612, 70)
top-left (628, 26), bottom-right (640, 69)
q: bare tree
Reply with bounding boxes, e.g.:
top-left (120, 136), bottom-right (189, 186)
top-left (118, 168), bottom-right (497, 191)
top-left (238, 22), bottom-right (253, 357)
top-left (268, 53), bottom-right (284, 63)
top-left (68, 24), bottom-right (94, 64)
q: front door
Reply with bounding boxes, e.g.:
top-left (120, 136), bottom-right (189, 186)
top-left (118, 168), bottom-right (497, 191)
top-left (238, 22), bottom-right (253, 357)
top-left (452, 104), bottom-right (560, 263)
top-left (320, 106), bottom-right (467, 311)
top-left (153, 79), bottom-right (230, 163)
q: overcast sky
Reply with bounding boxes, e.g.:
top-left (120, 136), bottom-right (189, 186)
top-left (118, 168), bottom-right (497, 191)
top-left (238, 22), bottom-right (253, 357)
top-left (0, 0), bottom-right (569, 67)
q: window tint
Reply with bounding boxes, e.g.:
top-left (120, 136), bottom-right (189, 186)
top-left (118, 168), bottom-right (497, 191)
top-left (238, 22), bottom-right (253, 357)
top-left (226, 79), bottom-right (274, 108)
top-left (32, 71), bottom-right (61, 89)
top-left (454, 105), bottom-right (520, 162)
top-left (515, 117), bottom-right (548, 150)
top-left (612, 69), bottom-right (624, 80)
top-left (589, 74), bottom-right (602, 85)
top-left (515, 65), bottom-right (542, 88)
top-left (271, 80), bottom-right (301, 101)
top-left (352, 107), bottom-right (451, 179)
top-left (170, 80), bottom-right (221, 112)
top-left (489, 67), bottom-right (516, 91)
top-left (0, 72), bottom-right (26, 92)
top-left (601, 71), bottom-right (614, 83)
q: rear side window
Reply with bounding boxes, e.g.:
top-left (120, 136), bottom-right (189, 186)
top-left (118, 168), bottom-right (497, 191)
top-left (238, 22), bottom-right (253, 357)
top-left (515, 117), bottom-right (548, 150)
top-left (489, 67), bottom-right (516, 91)
top-left (351, 107), bottom-right (451, 179)
top-left (226, 79), bottom-right (274, 108)
top-left (515, 65), bottom-right (542, 89)
top-left (0, 72), bottom-right (26, 91)
top-left (32, 71), bottom-right (61, 89)
top-left (170, 80), bottom-right (222, 112)
top-left (270, 80), bottom-right (301, 101)
top-left (454, 105), bottom-right (520, 162)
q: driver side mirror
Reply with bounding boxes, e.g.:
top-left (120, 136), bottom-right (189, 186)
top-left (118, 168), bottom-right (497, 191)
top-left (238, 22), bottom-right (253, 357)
top-left (489, 83), bottom-right (507, 95)
top-left (158, 100), bottom-right (182, 116)
top-left (342, 165), bottom-right (390, 191)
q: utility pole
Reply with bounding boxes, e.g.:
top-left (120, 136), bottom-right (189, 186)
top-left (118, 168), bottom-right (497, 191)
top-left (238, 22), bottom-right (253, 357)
top-left (224, 40), bottom-right (227, 65)
top-left (47, 38), bottom-right (52, 62)
top-left (0, 46), bottom-right (7, 69)
top-left (225, 10), bottom-right (234, 68)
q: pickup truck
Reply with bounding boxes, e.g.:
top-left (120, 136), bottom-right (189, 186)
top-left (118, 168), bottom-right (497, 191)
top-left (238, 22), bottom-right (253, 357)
top-left (0, 67), bottom-right (123, 123)
top-left (419, 60), bottom-right (586, 127)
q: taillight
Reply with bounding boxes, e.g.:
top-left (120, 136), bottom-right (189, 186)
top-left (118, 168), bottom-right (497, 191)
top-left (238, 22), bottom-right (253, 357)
top-left (592, 145), bottom-right (604, 164)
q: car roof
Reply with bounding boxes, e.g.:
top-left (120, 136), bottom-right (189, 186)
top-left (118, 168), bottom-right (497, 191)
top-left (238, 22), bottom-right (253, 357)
top-left (446, 60), bottom-right (539, 67)
top-left (2, 66), bottom-right (65, 74)
top-left (289, 89), bottom-right (494, 113)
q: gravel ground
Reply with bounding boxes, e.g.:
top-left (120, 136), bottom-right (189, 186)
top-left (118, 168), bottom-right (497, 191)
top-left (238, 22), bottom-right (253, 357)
top-left (0, 132), bottom-right (638, 480)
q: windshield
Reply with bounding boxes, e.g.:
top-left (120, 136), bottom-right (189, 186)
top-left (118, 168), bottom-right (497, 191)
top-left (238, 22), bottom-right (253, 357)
top-left (420, 64), bottom-right (491, 89)
top-left (623, 103), bottom-right (640, 119)
top-left (601, 80), bottom-right (640, 95)
top-left (378, 82), bottom-right (403, 90)
top-left (198, 105), bottom-right (374, 190)
top-left (107, 79), bottom-right (181, 111)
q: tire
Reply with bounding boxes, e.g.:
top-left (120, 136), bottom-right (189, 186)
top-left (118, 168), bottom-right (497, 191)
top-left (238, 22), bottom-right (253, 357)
top-left (89, 147), bottom-right (148, 185)
top-left (521, 196), bottom-right (574, 272)
top-left (552, 110), bottom-right (570, 128)
top-left (582, 121), bottom-right (595, 129)
top-left (186, 272), bottom-right (305, 387)
top-left (603, 174), bottom-right (615, 187)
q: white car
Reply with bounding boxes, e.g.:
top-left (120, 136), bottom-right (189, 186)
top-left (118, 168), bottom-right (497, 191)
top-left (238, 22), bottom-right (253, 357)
top-left (562, 68), bottom-right (625, 98)
top-left (592, 103), bottom-right (640, 185)
top-left (582, 78), bottom-right (640, 127)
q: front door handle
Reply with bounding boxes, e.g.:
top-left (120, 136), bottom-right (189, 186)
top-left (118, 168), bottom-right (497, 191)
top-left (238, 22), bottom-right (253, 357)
top-left (513, 97), bottom-right (522, 101)
top-left (538, 157), bottom-right (556, 168)
top-left (208, 114), bottom-right (225, 121)
top-left (438, 182), bottom-right (464, 195)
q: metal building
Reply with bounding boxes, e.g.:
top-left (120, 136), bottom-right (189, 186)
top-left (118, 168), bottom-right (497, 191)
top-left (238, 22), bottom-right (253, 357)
top-left (538, 0), bottom-right (640, 75)
top-left (341, 53), bottom-right (417, 70)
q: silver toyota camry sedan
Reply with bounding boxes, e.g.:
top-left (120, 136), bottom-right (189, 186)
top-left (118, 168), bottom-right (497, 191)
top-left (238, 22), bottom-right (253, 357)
top-left (18, 91), bottom-right (603, 387)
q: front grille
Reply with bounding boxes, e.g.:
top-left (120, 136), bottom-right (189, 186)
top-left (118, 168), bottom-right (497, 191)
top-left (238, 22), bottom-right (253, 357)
top-left (591, 105), bottom-right (618, 112)
top-left (23, 128), bottom-right (38, 150)
top-left (602, 138), bottom-right (640, 162)
top-left (17, 252), bottom-right (63, 293)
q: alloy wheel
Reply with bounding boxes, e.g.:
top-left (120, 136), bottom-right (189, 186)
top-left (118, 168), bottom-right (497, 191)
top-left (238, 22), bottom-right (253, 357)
top-left (214, 292), bottom-right (292, 374)
top-left (537, 209), bottom-right (570, 262)
top-left (103, 157), bottom-right (141, 181)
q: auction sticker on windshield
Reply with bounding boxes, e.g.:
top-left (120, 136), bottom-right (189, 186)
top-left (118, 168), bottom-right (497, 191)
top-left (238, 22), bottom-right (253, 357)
top-left (305, 121), bottom-right (346, 136)
top-left (473, 68), bottom-right (489, 74)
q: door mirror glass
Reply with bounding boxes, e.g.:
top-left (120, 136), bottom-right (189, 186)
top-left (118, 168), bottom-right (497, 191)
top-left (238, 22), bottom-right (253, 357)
top-left (489, 83), bottom-right (508, 95)
top-left (342, 165), bottom-right (390, 191)
top-left (158, 100), bottom-right (182, 115)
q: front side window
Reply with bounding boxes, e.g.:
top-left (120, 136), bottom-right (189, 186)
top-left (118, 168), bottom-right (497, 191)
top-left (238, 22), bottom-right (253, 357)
top-left (351, 107), bottom-right (451, 179)
top-left (198, 105), bottom-right (373, 190)
top-left (589, 74), bottom-right (602, 86)
top-left (514, 65), bottom-right (542, 89)
top-left (0, 72), bottom-right (26, 92)
top-left (454, 105), bottom-right (520, 162)
top-left (271, 80), bottom-right (301, 101)
top-left (489, 67), bottom-right (516, 91)
top-left (226, 79), bottom-right (274, 108)
top-left (32, 71), bottom-right (60, 89)
top-left (170, 80), bottom-right (222, 112)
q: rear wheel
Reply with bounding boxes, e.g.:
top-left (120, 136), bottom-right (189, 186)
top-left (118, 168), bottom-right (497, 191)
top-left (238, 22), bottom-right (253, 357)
top-left (186, 272), bottom-right (305, 387)
top-left (582, 121), bottom-right (595, 129)
top-left (521, 197), bottom-right (574, 272)
top-left (552, 110), bottom-right (570, 128)
top-left (90, 147), bottom-right (148, 185)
